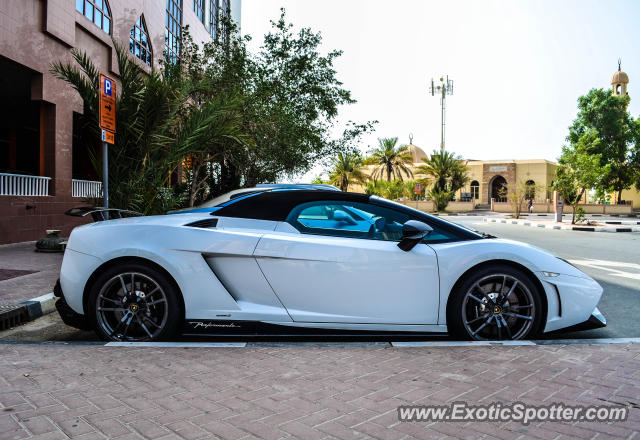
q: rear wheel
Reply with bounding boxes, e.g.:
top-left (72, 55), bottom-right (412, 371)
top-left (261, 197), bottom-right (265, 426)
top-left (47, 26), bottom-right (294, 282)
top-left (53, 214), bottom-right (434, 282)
top-left (87, 262), bottom-right (182, 341)
top-left (447, 265), bottom-right (543, 340)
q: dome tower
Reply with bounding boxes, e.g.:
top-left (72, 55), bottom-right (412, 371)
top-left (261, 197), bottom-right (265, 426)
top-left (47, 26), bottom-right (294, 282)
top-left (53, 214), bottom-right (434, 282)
top-left (612, 59), bottom-right (629, 96)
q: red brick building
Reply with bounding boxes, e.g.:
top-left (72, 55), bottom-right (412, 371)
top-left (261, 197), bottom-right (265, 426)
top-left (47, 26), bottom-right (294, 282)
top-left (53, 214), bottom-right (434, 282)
top-left (0, 0), bottom-right (240, 244)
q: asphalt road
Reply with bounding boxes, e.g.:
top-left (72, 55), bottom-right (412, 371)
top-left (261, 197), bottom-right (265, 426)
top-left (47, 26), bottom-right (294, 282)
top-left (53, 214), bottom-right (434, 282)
top-left (1, 218), bottom-right (638, 342)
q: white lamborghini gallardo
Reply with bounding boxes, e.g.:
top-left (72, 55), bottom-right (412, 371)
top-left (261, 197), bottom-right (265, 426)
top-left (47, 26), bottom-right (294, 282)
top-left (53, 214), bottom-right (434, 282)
top-left (55, 187), bottom-right (605, 341)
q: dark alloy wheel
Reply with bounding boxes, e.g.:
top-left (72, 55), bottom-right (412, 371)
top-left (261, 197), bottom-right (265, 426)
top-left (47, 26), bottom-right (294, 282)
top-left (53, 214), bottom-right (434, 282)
top-left (87, 262), bottom-right (182, 341)
top-left (447, 265), bottom-right (543, 341)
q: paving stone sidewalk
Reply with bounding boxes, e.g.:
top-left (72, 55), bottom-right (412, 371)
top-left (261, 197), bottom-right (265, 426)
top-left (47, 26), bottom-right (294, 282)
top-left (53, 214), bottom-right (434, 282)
top-left (1, 342), bottom-right (639, 440)
top-left (0, 242), bottom-right (62, 305)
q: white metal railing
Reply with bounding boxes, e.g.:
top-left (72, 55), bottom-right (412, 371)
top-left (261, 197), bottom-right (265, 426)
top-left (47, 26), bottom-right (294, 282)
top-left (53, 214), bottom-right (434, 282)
top-left (0, 173), bottom-right (51, 196)
top-left (72, 179), bottom-right (103, 198)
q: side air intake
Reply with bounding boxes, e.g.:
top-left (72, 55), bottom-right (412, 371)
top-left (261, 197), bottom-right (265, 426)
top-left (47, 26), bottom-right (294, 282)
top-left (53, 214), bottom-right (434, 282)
top-left (184, 218), bottom-right (218, 229)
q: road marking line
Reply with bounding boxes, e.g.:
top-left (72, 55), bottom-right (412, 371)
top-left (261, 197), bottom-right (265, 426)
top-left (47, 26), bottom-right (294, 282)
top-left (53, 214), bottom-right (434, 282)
top-left (391, 341), bottom-right (536, 347)
top-left (105, 341), bottom-right (247, 347)
top-left (392, 338), bottom-right (640, 347)
top-left (568, 259), bottom-right (640, 280)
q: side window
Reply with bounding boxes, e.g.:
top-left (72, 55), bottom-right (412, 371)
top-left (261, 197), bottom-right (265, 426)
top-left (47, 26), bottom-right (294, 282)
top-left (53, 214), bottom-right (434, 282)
top-left (287, 201), bottom-right (411, 241)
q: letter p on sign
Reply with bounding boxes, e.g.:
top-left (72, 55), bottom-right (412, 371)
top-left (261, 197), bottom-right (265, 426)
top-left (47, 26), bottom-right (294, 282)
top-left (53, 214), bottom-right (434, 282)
top-left (104, 78), bottom-right (112, 96)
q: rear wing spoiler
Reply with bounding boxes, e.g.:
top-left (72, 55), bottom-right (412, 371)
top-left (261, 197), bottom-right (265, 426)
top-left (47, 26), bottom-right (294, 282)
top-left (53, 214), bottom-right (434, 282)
top-left (65, 207), bottom-right (143, 222)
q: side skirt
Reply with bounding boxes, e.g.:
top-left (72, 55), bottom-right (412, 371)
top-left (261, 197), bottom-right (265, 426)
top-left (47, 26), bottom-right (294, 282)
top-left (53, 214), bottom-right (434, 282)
top-left (183, 320), bottom-right (449, 338)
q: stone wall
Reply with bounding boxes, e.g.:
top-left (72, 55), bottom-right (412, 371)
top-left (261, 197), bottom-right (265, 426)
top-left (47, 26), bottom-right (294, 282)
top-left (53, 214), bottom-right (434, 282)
top-left (396, 200), bottom-right (475, 213)
top-left (491, 201), bottom-right (634, 215)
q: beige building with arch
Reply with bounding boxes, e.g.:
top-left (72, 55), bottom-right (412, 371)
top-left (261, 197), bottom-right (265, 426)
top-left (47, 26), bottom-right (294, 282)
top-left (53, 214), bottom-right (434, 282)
top-left (355, 140), bottom-right (558, 207)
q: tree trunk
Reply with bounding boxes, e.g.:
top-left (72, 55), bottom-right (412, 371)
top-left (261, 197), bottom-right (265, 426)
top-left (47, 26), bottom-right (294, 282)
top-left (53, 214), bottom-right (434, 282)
top-left (189, 162), bottom-right (201, 207)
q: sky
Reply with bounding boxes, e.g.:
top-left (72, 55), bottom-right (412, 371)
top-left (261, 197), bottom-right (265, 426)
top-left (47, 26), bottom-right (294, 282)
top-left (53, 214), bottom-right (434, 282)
top-left (241, 0), bottom-right (640, 180)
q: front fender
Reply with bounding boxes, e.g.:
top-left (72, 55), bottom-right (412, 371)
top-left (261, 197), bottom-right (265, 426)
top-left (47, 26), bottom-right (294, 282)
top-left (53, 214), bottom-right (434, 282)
top-left (429, 238), bottom-right (597, 330)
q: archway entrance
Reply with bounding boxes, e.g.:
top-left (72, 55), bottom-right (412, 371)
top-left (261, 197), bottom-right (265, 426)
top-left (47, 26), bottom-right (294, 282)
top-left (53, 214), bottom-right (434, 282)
top-left (490, 175), bottom-right (507, 202)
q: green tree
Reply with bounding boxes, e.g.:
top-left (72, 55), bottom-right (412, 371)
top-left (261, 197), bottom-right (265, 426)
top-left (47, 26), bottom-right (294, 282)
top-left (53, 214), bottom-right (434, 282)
top-left (553, 130), bottom-right (610, 224)
top-left (568, 88), bottom-right (637, 201)
top-left (327, 152), bottom-right (367, 191)
top-left (417, 150), bottom-right (469, 211)
top-left (181, 10), bottom-right (375, 197)
top-left (499, 180), bottom-right (545, 219)
top-left (363, 179), bottom-right (410, 200)
top-left (51, 43), bottom-right (245, 214)
top-left (369, 137), bottom-right (414, 181)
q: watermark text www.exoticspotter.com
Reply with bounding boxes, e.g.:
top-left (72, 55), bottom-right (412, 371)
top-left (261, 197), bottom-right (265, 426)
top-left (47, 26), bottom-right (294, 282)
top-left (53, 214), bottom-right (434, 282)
top-left (398, 402), bottom-right (628, 425)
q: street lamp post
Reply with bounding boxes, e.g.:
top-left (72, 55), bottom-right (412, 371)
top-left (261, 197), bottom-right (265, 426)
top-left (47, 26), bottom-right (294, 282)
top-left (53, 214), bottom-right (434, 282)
top-left (429, 76), bottom-right (454, 153)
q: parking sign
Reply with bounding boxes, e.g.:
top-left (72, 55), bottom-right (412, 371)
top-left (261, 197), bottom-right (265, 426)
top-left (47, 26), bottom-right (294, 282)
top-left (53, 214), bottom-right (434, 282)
top-left (99, 73), bottom-right (116, 134)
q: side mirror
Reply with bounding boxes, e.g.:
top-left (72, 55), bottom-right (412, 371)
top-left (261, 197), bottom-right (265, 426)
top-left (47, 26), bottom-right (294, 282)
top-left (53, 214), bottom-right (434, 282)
top-left (398, 220), bottom-right (433, 252)
top-left (333, 210), bottom-right (357, 225)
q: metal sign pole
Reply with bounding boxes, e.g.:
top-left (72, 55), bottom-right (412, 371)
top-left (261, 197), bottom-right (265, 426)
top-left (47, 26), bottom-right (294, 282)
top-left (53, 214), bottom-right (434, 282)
top-left (102, 141), bottom-right (109, 219)
top-left (99, 73), bottom-right (116, 220)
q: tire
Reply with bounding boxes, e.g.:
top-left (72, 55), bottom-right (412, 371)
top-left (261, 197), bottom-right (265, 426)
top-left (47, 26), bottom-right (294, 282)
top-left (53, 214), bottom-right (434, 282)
top-left (447, 264), bottom-right (543, 341)
top-left (87, 262), bottom-right (182, 342)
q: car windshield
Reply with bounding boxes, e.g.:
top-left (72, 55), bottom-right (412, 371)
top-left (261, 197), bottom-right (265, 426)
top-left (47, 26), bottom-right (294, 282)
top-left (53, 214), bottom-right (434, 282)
top-left (369, 196), bottom-right (487, 238)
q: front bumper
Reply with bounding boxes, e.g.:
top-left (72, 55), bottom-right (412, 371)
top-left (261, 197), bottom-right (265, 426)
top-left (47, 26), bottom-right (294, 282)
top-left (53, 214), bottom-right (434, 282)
top-left (53, 280), bottom-right (91, 330)
top-left (547, 306), bottom-right (607, 335)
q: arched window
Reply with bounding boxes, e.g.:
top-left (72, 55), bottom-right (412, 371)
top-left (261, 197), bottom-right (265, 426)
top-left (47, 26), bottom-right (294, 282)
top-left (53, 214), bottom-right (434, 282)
top-left (525, 179), bottom-right (536, 200)
top-left (616, 84), bottom-right (622, 94)
top-left (130, 16), bottom-right (152, 67)
top-left (76, 0), bottom-right (111, 35)
top-left (470, 180), bottom-right (479, 199)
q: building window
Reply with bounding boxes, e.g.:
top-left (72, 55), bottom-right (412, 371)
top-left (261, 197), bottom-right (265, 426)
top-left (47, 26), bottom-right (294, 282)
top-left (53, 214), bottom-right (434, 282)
top-left (194, 0), bottom-right (205, 24)
top-left (165, 0), bottom-right (183, 63)
top-left (470, 180), bottom-right (479, 200)
top-left (76, 0), bottom-right (111, 35)
top-left (130, 16), bottom-right (152, 67)
top-left (525, 179), bottom-right (536, 200)
top-left (220, 0), bottom-right (230, 41)
top-left (208, 0), bottom-right (231, 40)
top-left (208, 0), bottom-right (218, 39)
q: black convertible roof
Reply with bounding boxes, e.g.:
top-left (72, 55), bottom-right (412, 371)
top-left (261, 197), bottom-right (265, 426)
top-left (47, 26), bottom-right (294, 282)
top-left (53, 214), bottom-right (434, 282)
top-left (213, 190), bottom-right (371, 222)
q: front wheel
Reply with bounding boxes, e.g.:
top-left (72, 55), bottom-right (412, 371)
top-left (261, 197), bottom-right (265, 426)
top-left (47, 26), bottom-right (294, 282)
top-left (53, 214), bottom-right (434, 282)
top-left (447, 265), bottom-right (543, 340)
top-left (87, 262), bottom-right (182, 341)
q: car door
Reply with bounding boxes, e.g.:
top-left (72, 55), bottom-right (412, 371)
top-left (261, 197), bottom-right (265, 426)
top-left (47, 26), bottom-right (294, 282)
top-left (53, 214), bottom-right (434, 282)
top-left (253, 200), bottom-right (440, 324)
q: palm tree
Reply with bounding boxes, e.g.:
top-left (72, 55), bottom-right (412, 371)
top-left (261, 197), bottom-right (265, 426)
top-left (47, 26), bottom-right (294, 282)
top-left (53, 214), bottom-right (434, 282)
top-left (417, 150), bottom-right (469, 191)
top-left (328, 152), bottom-right (367, 191)
top-left (50, 42), bottom-right (246, 214)
top-left (369, 137), bottom-right (414, 181)
top-left (417, 150), bottom-right (470, 211)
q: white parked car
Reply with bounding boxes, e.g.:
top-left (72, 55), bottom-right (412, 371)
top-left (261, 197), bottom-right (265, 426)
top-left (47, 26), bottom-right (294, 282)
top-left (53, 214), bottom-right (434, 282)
top-left (55, 189), bottom-right (605, 341)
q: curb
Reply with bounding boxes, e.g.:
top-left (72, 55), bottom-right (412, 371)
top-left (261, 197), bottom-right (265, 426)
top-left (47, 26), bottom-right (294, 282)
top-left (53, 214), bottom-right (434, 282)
top-left (483, 218), bottom-right (640, 233)
top-left (0, 292), bottom-right (56, 330)
top-left (1, 337), bottom-right (639, 348)
top-left (20, 292), bottom-right (57, 319)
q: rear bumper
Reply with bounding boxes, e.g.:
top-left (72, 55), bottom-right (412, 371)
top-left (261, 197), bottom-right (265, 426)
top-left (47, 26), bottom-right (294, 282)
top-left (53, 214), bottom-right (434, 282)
top-left (54, 280), bottom-right (91, 331)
